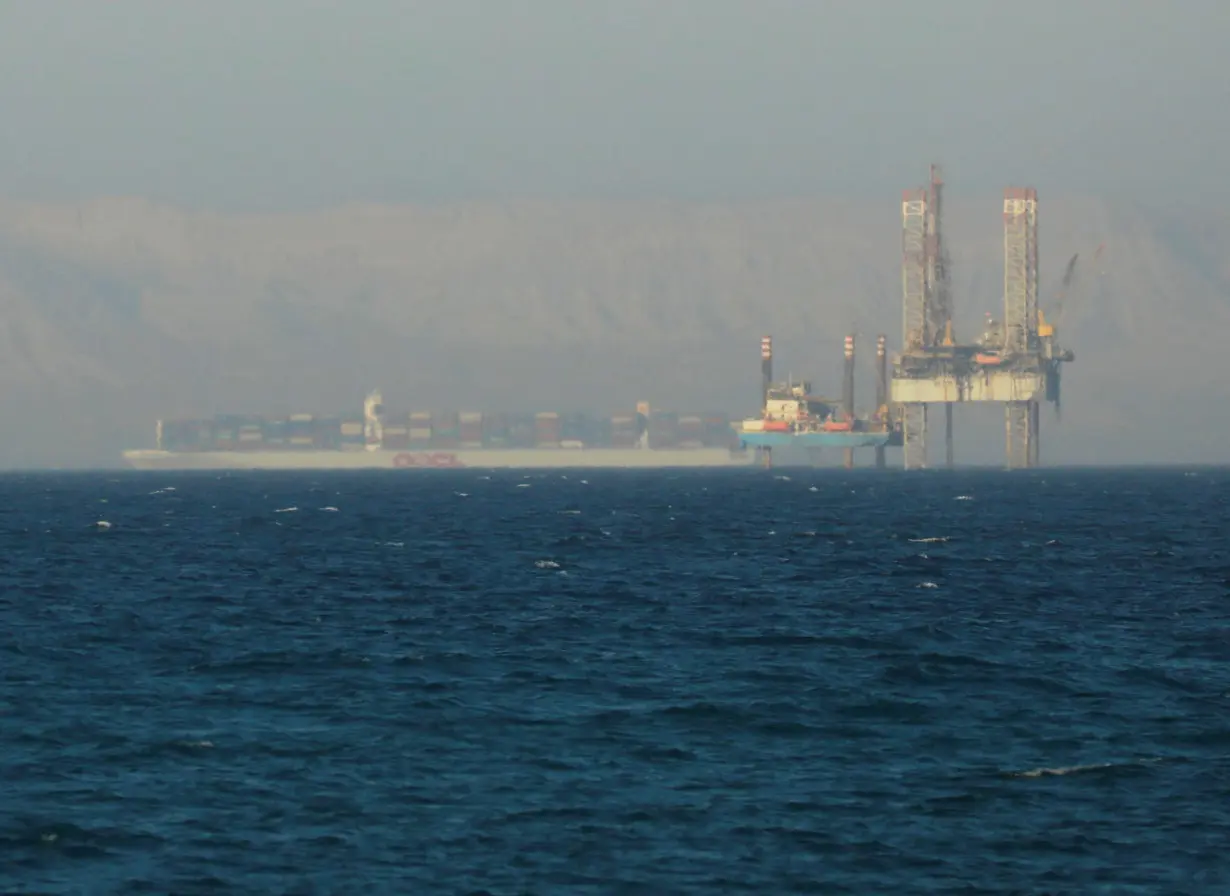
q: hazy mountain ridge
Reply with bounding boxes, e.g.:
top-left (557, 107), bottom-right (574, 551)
top-left (0, 195), bottom-right (1227, 467)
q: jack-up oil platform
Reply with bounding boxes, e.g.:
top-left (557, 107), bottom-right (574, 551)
top-left (890, 165), bottom-right (1075, 469)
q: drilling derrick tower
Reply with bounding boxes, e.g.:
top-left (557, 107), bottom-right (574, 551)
top-left (927, 166), bottom-right (954, 340)
top-left (929, 165), bottom-right (956, 467)
top-left (1002, 187), bottom-right (1038, 355)
top-left (895, 166), bottom-right (956, 469)
top-left (902, 189), bottom-right (930, 352)
top-left (1003, 188), bottom-right (1039, 468)
top-left (899, 187), bottom-right (930, 469)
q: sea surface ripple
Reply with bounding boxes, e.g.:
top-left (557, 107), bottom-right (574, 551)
top-left (3, 467), bottom-right (1230, 894)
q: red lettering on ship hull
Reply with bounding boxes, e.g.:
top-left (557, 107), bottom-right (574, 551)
top-left (392, 452), bottom-right (465, 469)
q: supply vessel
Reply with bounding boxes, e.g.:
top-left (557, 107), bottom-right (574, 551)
top-left (122, 392), bottom-right (752, 470)
top-left (734, 335), bottom-right (903, 466)
top-left (736, 383), bottom-right (898, 448)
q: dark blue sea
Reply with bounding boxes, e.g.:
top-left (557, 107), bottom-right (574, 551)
top-left (3, 468), bottom-right (1230, 894)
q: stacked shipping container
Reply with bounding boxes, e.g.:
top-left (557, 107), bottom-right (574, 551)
top-left (409, 412), bottom-right (432, 448)
top-left (647, 411), bottom-right (678, 449)
top-left (704, 414), bottom-right (733, 449)
top-left (508, 414), bottom-right (536, 448)
top-left (383, 417), bottom-right (410, 450)
top-left (534, 412), bottom-right (561, 448)
top-left (459, 412), bottom-right (483, 449)
top-left (287, 414), bottom-right (315, 449)
top-left (339, 420), bottom-right (364, 451)
top-left (677, 414), bottom-right (704, 449)
top-left (609, 414), bottom-right (640, 448)
top-left (431, 412), bottom-right (460, 449)
top-left (481, 413), bottom-right (509, 448)
top-left (155, 408), bottom-right (734, 453)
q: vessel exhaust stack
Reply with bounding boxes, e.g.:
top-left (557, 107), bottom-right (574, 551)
top-left (875, 335), bottom-right (888, 408)
top-left (761, 336), bottom-right (773, 408)
top-left (842, 335), bottom-right (855, 421)
top-left (874, 334), bottom-right (887, 468)
top-left (842, 334), bottom-right (856, 469)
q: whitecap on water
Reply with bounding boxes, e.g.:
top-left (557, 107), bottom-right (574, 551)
top-left (1015, 762), bottom-right (1110, 777)
top-left (1010, 757), bottom-right (1164, 778)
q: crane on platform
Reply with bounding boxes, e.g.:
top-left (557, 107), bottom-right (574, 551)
top-left (1039, 243), bottom-right (1104, 336)
top-left (1037, 244), bottom-right (1100, 417)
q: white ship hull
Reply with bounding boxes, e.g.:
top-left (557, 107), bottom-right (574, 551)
top-left (122, 447), bottom-right (752, 471)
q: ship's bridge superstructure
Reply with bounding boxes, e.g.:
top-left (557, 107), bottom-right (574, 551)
top-left (746, 382), bottom-right (859, 434)
top-left (363, 389), bottom-right (385, 451)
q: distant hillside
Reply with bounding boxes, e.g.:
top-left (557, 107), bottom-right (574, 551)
top-left (0, 195), bottom-right (1226, 467)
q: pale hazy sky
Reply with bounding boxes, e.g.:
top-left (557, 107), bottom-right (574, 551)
top-left (0, 0), bottom-right (1226, 209)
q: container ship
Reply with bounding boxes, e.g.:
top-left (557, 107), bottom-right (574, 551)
top-left (122, 391), bottom-right (753, 470)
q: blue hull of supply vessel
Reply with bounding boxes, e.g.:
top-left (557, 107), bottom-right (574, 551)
top-left (739, 431), bottom-right (893, 450)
